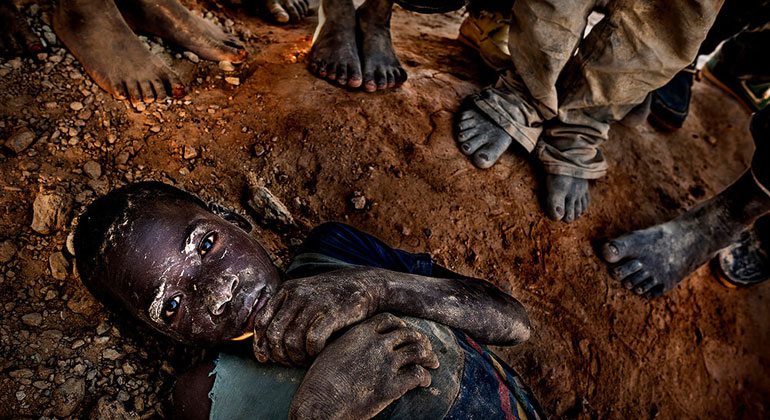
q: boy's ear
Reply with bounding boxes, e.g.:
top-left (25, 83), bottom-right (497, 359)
top-left (209, 203), bottom-right (253, 233)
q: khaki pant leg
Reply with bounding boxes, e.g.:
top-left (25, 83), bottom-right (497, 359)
top-left (537, 0), bottom-right (724, 179)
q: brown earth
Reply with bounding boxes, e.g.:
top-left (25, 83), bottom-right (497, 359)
top-left (1, 1), bottom-right (768, 418)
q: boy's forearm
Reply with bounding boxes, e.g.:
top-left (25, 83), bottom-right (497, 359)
top-left (351, 267), bottom-right (531, 345)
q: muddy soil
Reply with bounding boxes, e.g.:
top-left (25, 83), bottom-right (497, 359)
top-left (1, 1), bottom-right (768, 418)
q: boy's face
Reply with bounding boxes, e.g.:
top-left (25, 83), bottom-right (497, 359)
top-left (107, 198), bottom-right (280, 346)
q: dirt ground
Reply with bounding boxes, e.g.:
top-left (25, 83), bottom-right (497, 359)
top-left (1, 0), bottom-right (769, 418)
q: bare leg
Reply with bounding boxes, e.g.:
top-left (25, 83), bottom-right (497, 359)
top-left (54, 0), bottom-right (184, 103)
top-left (115, 0), bottom-right (247, 64)
top-left (356, 0), bottom-right (405, 92)
top-left (0, 0), bottom-right (42, 56)
top-left (602, 172), bottom-right (770, 297)
top-left (308, 0), bottom-right (362, 88)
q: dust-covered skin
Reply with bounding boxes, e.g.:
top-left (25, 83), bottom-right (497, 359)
top-left (264, 0), bottom-right (311, 24)
top-left (253, 266), bottom-right (531, 366)
top-left (601, 171), bottom-right (770, 298)
top-left (0, 0), bottom-right (42, 56)
top-left (356, 0), bottom-right (406, 92)
top-left (98, 198), bottom-right (281, 345)
top-left (308, 0), bottom-right (362, 88)
top-left (546, 174), bottom-right (589, 223)
top-left (115, 0), bottom-right (247, 64)
top-left (289, 313), bottom-right (439, 420)
top-left (54, 0), bottom-right (185, 103)
top-left (456, 106), bottom-right (513, 169)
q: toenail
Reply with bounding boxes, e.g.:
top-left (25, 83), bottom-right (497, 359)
top-left (478, 153), bottom-right (488, 161)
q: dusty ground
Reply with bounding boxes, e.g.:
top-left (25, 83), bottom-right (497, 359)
top-left (1, 0), bottom-right (768, 418)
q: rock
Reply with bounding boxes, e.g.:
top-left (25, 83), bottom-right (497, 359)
top-left (0, 240), bottom-right (17, 263)
top-left (49, 251), bottom-right (70, 280)
top-left (183, 145), bottom-right (198, 160)
top-left (53, 378), bottom-right (85, 417)
top-left (134, 103), bottom-right (146, 112)
top-left (225, 76), bottom-right (240, 85)
top-left (90, 397), bottom-right (139, 420)
top-left (247, 182), bottom-right (295, 230)
top-left (5, 127), bottom-right (36, 153)
top-left (351, 194), bottom-right (366, 210)
top-left (70, 101), bottom-right (84, 111)
top-left (67, 288), bottom-right (99, 315)
top-left (103, 348), bottom-right (122, 360)
top-left (253, 143), bottom-right (266, 157)
top-left (219, 60), bottom-right (235, 72)
top-left (83, 160), bottom-right (102, 179)
top-left (22, 312), bottom-right (43, 326)
top-left (31, 190), bottom-right (72, 234)
top-left (183, 51), bottom-right (200, 63)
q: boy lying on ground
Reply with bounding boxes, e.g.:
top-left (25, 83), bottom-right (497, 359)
top-left (74, 181), bottom-right (547, 419)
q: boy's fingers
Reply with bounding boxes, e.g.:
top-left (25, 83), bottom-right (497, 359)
top-left (252, 334), bottom-right (269, 363)
top-left (266, 301), bottom-right (300, 365)
top-left (394, 343), bottom-right (440, 370)
top-left (397, 365), bottom-right (432, 390)
top-left (254, 289), bottom-right (285, 339)
top-left (306, 314), bottom-right (340, 357)
top-left (284, 311), bottom-right (323, 366)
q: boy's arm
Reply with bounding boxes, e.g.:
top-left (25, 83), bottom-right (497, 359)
top-left (253, 267), bottom-right (530, 366)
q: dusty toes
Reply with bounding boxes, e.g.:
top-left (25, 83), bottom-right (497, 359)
top-left (266, 0), bottom-right (290, 23)
top-left (363, 65), bottom-right (405, 92)
top-left (601, 236), bottom-right (632, 264)
top-left (472, 140), bottom-right (510, 169)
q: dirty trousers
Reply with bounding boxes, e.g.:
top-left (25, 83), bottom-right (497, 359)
top-left (473, 0), bottom-right (723, 179)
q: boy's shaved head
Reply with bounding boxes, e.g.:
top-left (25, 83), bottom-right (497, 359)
top-left (74, 182), bottom-right (280, 346)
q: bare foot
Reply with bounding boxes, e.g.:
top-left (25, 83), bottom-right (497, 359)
top-left (356, 0), bottom-right (405, 92)
top-left (54, 0), bottom-right (184, 103)
top-left (115, 0), bottom-right (247, 64)
top-left (545, 174), bottom-right (590, 223)
top-left (264, 0), bottom-right (311, 24)
top-left (0, 0), bottom-right (42, 56)
top-left (309, 0), bottom-right (362, 87)
top-left (601, 171), bottom-right (770, 297)
top-left (456, 107), bottom-right (513, 169)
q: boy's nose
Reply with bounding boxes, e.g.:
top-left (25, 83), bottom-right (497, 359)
top-left (205, 274), bottom-right (239, 316)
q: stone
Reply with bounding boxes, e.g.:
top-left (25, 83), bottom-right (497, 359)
top-left (5, 127), bottom-right (35, 153)
top-left (83, 160), bottom-right (102, 179)
top-left (183, 145), bottom-right (198, 160)
top-left (70, 102), bottom-right (84, 111)
top-left (183, 51), bottom-right (200, 63)
top-left (218, 60), bottom-right (235, 72)
top-left (66, 231), bottom-right (76, 256)
top-left (31, 190), bottom-right (72, 234)
top-left (49, 252), bottom-right (70, 280)
top-left (90, 397), bottom-right (139, 420)
top-left (351, 194), bottom-right (366, 210)
top-left (53, 378), bottom-right (86, 417)
top-left (247, 181), bottom-right (295, 230)
top-left (134, 103), bottom-right (146, 113)
top-left (0, 240), bottom-right (17, 263)
top-left (103, 348), bottom-right (122, 360)
top-left (22, 312), bottom-right (43, 326)
top-left (225, 76), bottom-right (240, 86)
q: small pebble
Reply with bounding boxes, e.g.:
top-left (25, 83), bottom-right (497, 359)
top-left (183, 51), bottom-right (200, 63)
top-left (218, 61), bottom-right (235, 72)
top-left (225, 77), bottom-right (240, 86)
top-left (69, 102), bottom-right (83, 111)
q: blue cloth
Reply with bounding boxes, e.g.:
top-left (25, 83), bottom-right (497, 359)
top-left (209, 222), bottom-right (546, 420)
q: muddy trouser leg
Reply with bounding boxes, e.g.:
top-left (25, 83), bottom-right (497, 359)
top-left (535, 0), bottom-right (724, 180)
top-left (470, 0), bottom-right (598, 154)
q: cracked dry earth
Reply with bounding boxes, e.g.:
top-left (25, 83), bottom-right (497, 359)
top-left (1, 0), bottom-right (769, 418)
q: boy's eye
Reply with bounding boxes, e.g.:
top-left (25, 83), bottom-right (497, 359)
top-left (162, 295), bottom-right (182, 322)
top-left (199, 232), bottom-right (217, 257)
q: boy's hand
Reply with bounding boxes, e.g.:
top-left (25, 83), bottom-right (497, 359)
top-left (288, 313), bottom-right (439, 420)
top-left (252, 271), bottom-right (383, 366)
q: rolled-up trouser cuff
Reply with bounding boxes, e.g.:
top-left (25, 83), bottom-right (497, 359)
top-left (472, 85), bottom-right (544, 153)
top-left (536, 142), bottom-right (608, 180)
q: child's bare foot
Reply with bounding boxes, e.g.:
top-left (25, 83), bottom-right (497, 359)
top-left (601, 171), bottom-right (770, 298)
top-left (545, 174), bottom-right (590, 223)
top-left (356, 0), bottom-right (405, 92)
top-left (115, 0), bottom-right (247, 64)
top-left (309, 0), bottom-right (362, 87)
top-left (54, 0), bottom-right (184, 103)
top-left (0, 0), bottom-right (42, 56)
top-left (264, 0), bottom-right (310, 24)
